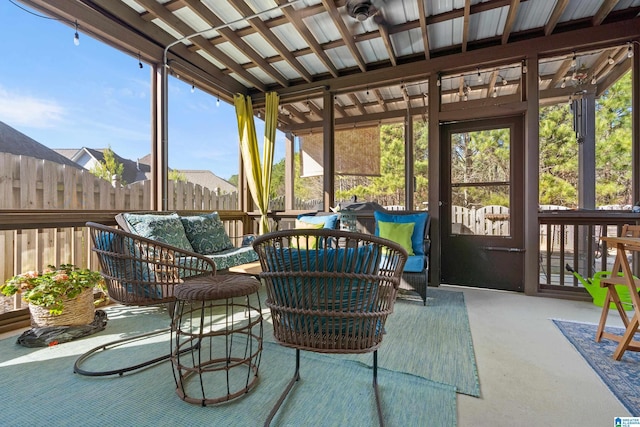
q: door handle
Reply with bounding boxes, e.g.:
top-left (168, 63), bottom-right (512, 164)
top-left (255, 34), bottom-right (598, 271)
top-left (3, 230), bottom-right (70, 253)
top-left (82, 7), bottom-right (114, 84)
top-left (482, 246), bottom-right (525, 253)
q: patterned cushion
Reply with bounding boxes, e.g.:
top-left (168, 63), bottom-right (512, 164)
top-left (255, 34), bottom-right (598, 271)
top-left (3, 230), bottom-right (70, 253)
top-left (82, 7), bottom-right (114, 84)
top-left (122, 213), bottom-right (194, 252)
top-left (180, 212), bottom-right (234, 255)
top-left (93, 231), bottom-right (160, 299)
top-left (205, 246), bottom-right (259, 271)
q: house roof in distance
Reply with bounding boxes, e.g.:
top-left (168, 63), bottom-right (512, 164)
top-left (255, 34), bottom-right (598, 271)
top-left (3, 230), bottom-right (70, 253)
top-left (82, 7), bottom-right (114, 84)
top-left (174, 169), bottom-right (236, 194)
top-left (55, 147), bottom-right (151, 184)
top-left (0, 121), bottom-right (83, 169)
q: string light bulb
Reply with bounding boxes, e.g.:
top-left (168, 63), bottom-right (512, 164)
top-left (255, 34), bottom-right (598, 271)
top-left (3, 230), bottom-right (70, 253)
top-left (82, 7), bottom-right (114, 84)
top-left (477, 68), bottom-right (482, 83)
top-left (190, 84), bottom-right (195, 93)
top-left (73, 21), bottom-right (80, 46)
top-left (608, 55), bottom-right (615, 65)
top-left (628, 42), bottom-right (634, 58)
top-left (216, 95), bottom-right (220, 107)
top-left (561, 78), bottom-right (566, 89)
top-left (591, 76), bottom-right (597, 85)
top-left (492, 87), bottom-right (497, 98)
top-left (571, 52), bottom-right (577, 67)
top-left (502, 76), bottom-right (508, 86)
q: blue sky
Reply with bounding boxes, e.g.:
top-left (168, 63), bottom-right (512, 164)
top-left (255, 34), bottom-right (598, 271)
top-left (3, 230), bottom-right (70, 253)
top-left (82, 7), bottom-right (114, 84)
top-left (0, 1), bottom-right (285, 181)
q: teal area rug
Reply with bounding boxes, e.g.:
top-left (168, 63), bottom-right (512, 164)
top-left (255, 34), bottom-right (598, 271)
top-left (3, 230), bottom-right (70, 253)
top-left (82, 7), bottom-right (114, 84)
top-left (0, 304), bottom-right (457, 427)
top-left (351, 287), bottom-right (481, 397)
top-left (553, 319), bottom-right (640, 416)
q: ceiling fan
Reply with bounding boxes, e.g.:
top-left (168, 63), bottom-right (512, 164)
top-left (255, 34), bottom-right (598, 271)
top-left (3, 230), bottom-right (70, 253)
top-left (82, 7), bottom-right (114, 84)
top-left (344, 0), bottom-right (393, 31)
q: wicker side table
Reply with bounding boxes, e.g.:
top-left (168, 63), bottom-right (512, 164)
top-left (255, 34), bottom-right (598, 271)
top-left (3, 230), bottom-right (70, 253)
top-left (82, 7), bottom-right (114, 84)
top-left (171, 275), bottom-right (263, 406)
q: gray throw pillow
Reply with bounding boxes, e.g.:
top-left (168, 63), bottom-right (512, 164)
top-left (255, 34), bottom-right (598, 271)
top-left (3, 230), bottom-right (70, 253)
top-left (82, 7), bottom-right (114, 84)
top-left (123, 212), bottom-right (194, 252)
top-left (180, 212), bottom-right (234, 255)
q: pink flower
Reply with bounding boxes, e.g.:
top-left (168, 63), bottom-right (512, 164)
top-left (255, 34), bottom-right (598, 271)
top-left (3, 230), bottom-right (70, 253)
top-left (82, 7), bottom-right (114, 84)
top-left (53, 273), bottom-right (69, 282)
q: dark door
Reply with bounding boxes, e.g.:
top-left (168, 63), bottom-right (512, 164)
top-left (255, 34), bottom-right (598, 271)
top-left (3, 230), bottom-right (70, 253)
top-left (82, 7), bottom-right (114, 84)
top-left (440, 115), bottom-right (524, 291)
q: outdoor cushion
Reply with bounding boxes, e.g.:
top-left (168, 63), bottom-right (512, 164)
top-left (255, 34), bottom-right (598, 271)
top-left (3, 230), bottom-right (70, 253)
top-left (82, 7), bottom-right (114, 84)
top-left (93, 230), bottom-right (161, 299)
top-left (122, 212), bottom-right (194, 253)
top-left (377, 220), bottom-right (415, 255)
top-left (204, 246), bottom-right (259, 271)
top-left (267, 246), bottom-right (383, 335)
top-left (296, 213), bottom-right (340, 229)
top-left (180, 212), bottom-right (234, 254)
top-left (373, 211), bottom-right (428, 256)
top-left (404, 255), bottom-right (426, 273)
top-left (291, 219), bottom-right (324, 249)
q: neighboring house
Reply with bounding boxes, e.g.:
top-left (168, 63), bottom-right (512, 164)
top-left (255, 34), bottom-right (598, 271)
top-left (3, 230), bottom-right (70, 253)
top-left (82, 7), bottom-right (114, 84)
top-left (55, 147), bottom-right (151, 184)
top-left (0, 121), bottom-right (83, 169)
top-left (54, 149), bottom-right (236, 193)
top-left (172, 169), bottom-right (237, 194)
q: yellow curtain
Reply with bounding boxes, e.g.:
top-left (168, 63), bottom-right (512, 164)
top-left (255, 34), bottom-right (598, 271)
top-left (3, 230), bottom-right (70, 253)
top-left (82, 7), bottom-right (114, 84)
top-left (234, 92), bottom-right (279, 234)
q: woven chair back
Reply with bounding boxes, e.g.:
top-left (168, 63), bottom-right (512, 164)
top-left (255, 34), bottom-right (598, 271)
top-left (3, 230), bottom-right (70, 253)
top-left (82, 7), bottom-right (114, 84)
top-left (253, 229), bottom-right (407, 354)
top-left (86, 222), bottom-right (216, 306)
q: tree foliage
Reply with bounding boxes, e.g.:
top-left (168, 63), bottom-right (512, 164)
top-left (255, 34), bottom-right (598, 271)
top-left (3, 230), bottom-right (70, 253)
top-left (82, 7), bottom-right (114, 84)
top-left (90, 146), bottom-right (126, 185)
top-left (168, 170), bottom-right (187, 182)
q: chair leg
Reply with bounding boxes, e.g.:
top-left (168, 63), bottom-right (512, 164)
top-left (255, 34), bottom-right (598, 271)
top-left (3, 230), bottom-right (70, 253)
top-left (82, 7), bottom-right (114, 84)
top-left (373, 350), bottom-right (385, 427)
top-left (74, 327), bottom-right (198, 377)
top-left (265, 348), bottom-right (301, 427)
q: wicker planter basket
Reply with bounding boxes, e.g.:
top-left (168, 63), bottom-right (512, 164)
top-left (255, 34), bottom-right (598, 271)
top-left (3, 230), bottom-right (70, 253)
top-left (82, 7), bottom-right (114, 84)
top-left (29, 288), bottom-right (95, 328)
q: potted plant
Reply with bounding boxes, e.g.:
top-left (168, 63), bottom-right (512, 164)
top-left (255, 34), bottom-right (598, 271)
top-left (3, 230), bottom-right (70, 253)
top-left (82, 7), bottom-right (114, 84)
top-left (1, 264), bottom-right (105, 327)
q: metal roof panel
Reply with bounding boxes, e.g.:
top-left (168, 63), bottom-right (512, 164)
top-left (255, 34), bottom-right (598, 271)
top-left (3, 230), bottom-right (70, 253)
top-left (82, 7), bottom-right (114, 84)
top-left (469, 7), bottom-right (507, 41)
top-left (271, 23), bottom-right (309, 51)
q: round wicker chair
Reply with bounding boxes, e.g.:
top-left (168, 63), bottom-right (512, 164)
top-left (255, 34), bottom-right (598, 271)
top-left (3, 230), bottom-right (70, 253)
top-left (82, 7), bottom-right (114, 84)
top-left (252, 229), bottom-right (407, 427)
top-left (74, 221), bottom-right (217, 377)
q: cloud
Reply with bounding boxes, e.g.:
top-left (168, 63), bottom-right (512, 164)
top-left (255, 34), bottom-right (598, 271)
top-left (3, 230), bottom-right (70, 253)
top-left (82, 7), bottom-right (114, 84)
top-left (0, 86), bottom-right (66, 128)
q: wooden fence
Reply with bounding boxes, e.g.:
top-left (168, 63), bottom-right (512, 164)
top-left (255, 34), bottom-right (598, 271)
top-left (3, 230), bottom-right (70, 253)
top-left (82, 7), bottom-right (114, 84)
top-left (0, 153), bottom-right (238, 211)
top-left (0, 154), bottom-right (243, 316)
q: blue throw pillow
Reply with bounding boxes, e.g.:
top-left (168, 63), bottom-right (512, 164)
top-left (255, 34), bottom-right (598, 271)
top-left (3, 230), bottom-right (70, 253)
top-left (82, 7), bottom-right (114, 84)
top-left (374, 211), bottom-right (429, 256)
top-left (123, 212), bottom-right (194, 253)
top-left (180, 212), bottom-right (234, 254)
top-left (296, 213), bottom-right (340, 229)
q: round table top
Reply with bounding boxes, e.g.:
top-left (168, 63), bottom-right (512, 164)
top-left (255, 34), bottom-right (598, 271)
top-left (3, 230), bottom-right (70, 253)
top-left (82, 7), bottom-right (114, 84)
top-left (175, 274), bottom-right (260, 301)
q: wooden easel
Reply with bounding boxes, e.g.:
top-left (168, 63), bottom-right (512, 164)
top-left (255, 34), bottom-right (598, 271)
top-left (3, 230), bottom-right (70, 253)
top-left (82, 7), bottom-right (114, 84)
top-left (596, 230), bottom-right (640, 360)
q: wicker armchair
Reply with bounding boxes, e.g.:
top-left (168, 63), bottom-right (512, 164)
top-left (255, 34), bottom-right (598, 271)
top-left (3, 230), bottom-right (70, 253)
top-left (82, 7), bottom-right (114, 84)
top-left (252, 229), bottom-right (407, 427)
top-left (74, 222), bottom-right (217, 377)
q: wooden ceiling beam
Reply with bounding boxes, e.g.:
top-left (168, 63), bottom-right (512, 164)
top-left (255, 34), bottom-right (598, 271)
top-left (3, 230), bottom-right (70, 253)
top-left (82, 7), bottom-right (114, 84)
top-left (252, 16), bottom-right (640, 106)
top-left (594, 47), bottom-right (630, 84)
top-left (501, 0), bottom-right (520, 45)
top-left (593, 0), bottom-right (620, 26)
top-left (135, 0), bottom-right (267, 91)
top-left (182, 0), bottom-right (290, 87)
top-left (373, 89), bottom-right (388, 112)
top-left (275, 0), bottom-right (339, 78)
top-left (544, 0), bottom-right (569, 36)
top-left (321, 0), bottom-right (367, 72)
top-left (596, 57), bottom-right (632, 97)
top-left (377, 13), bottom-right (397, 67)
top-left (461, 0), bottom-right (471, 52)
top-left (548, 59), bottom-right (573, 88)
top-left (417, 0), bottom-right (430, 60)
top-left (587, 47), bottom-right (622, 84)
top-left (227, 0), bottom-right (313, 83)
top-left (26, 0), bottom-right (248, 97)
top-left (348, 94), bottom-right (367, 115)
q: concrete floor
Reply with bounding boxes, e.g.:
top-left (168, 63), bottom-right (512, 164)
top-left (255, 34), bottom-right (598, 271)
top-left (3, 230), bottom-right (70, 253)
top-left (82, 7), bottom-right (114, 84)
top-left (1, 286), bottom-right (632, 426)
top-left (453, 284), bottom-right (629, 427)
